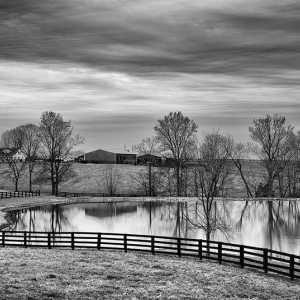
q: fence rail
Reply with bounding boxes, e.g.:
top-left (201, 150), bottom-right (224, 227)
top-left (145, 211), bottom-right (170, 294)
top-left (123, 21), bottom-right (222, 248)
top-left (0, 190), bottom-right (40, 199)
top-left (1, 231), bottom-right (299, 280)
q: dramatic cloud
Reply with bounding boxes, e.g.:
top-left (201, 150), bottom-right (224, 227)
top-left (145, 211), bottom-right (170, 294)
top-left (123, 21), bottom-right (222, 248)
top-left (0, 0), bottom-right (299, 151)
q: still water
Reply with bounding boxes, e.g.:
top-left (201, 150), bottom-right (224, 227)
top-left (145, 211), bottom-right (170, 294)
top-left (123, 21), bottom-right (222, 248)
top-left (4, 200), bottom-right (300, 255)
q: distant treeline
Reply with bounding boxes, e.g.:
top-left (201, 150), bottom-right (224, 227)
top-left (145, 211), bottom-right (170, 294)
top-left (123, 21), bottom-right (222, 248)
top-left (1, 111), bottom-right (300, 199)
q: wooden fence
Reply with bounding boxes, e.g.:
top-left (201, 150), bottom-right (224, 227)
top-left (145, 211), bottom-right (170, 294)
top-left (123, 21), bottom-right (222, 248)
top-left (1, 231), bottom-right (299, 280)
top-left (0, 190), bottom-right (40, 199)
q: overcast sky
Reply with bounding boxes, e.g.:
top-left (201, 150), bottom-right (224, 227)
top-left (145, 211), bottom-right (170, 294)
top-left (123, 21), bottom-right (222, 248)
top-left (0, 0), bottom-right (299, 152)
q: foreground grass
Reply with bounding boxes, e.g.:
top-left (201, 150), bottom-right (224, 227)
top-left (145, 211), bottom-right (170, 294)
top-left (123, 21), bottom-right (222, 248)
top-left (0, 248), bottom-right (299, 299)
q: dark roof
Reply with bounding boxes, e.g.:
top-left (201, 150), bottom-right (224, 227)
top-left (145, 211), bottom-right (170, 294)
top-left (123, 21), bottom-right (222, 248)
top-left (0, 147), bottom-right (18, 155)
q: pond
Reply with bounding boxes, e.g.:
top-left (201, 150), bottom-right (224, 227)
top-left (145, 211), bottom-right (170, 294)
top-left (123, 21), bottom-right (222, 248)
top-left (4, 199), bottom-right (300, 255)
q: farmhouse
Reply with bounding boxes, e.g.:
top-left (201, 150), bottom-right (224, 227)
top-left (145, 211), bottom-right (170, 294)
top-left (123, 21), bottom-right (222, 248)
top-left (0, 148), bottom-right (26, 162)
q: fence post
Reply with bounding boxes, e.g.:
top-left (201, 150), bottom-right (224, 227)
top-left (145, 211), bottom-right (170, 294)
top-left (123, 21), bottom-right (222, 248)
top-left (151, 236), bottom-right (155, 255)
top-left (2, 231), bottom-right (5, 247)
top-left (218, 242), bottom-right (222, 264)
top-left (48, 233), bottom-right (51, 249)
top-left (24, 232), bottom-right (27, 248)
top-left (290, 255), bottom-right (295, 280)
top-left (177, 238), bottom-right (181, 257)
top-left (207, 240), bottom-right (210, 257)
top-left (97, 233), bottom-right (101, 250)
top-left (240, 245), bottom-right (244, 268)
top-left (71, 233), bottom-right (75, 250)
top-left (124, 234), bottom-right (127, 253)
top-left (198, 240), bottom-right (202, 260)
top-left (263, 249), bottom-right (268, 273)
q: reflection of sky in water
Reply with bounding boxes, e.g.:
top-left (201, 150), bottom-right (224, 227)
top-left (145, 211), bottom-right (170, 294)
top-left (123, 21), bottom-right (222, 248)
top-left (5, 200), bottom-right (300, 255)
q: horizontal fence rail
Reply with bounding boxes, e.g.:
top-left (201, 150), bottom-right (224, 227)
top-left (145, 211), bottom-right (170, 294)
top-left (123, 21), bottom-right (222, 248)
top-left (0, 190), bottom-right (40, 199)
top-left (1, 231), bottom-right (299, 280)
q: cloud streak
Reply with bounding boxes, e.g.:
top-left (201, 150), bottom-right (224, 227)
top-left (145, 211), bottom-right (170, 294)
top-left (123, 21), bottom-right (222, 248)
top-left (0, 0), bottom-right (299, 150)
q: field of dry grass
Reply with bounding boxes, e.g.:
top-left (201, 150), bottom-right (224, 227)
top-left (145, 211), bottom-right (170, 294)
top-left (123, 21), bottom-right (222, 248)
top-left (0, 248), bottom-right (299, 300)
top-left (0, 161), bottom-right (266, 197)
top-left (0, 163), bottom-right (147, 195)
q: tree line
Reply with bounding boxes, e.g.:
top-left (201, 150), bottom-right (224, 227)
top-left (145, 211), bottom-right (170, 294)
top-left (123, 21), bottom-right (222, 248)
top-left (0, 111), bottom-right (82, 195)
top-left (133, 112), bottom-right (300, 200)
top-left (1, 110), bottom-right (299, 200)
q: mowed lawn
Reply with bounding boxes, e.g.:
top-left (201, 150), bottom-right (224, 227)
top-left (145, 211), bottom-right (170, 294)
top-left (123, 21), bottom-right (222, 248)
top-left (0, 248), bottom-right (299, 300)
top-left (0, 161), bottom-right (265, 197)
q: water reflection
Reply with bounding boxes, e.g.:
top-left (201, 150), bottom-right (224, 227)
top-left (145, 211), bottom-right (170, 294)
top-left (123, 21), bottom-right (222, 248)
top-left (3, 200), bottom-right (300, 255)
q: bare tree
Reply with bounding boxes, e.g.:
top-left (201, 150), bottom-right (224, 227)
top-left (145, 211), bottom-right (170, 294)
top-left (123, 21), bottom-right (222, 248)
top-left (285, 131), bottom-right (300, 196)
top-left (197, 132), bottom-right (232, 201)
top-left (249, 114), bottom-right (294, 197)
top-left (187, 132), bottom-right (232, 241)
top-left (274, 130), bottom-right (300, 197)
top-left (18, 124), bottom-right (41, 192)
top-left (1, 127), bottom-right (24, 150)
top-left (38, 111), bottom-right (83, 195)
top-left (133, 136), bottom-right (160, 155)
top-left (102, 165), bottom-right (121, 196)
top-left (133, 136), bottom-right (162, 196)
top-left (0, 128), bottom-right (26, 191)
top-left (0, 148), bottom-right (26, 192)
top-left (130, 166), bottom-right (164, 196)
top-left (228, 141), bottom-right (254, 197)
top-left (154, 112), bottom-right (197, 196)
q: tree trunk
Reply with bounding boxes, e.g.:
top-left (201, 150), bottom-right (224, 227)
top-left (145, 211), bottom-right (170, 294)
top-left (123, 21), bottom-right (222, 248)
top-left (176, 163), bottom-right (181, 196)
top-left (148, 163), bottom-right (152, 196)
top-left (234, 160), bottom-right (253, 197)
top-left (15, 178), bottom-right (19, 192)
top-left (28, 165), bottom-right (32, 192)
top-left (194, 168), bottom-right (199, 197)
top-left (267, 172), bottom-right (274, 197)
top-left (55, 168), bottom-right (59, 196)
top-left (51, 162), bottom-right (55, 195)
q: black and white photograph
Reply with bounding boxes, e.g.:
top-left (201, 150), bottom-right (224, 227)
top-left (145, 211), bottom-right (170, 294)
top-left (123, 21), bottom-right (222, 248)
top-left (0, 0), bottom-right (299, 299)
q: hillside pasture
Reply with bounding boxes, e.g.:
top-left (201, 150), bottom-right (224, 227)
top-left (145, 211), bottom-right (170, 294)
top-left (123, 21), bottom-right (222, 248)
top-left (0, 161), bottom-right (266, 197)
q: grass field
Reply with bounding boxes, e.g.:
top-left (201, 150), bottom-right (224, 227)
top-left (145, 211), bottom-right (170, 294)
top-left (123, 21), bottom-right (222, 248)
top-left (0, 161), bottom-right (266, 197)
top-left (0, 248), bottom-right (299, 300)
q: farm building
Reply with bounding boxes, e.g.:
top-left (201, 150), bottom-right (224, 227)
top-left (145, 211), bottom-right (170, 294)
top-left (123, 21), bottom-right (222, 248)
top-left (137, 154), bottom-right (162, 166)
top-left (116, 153), bottom-right (137, 164)
top-left (75, 149), bottom-right (116, 164)
top-left (0, 148), bottom-right (26, 162)
top-left (75, 149), bottom-right (137, 165)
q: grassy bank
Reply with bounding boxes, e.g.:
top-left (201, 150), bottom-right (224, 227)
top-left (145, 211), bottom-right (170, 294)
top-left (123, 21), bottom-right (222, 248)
top-left (0, 248), bottom-right (299, 299)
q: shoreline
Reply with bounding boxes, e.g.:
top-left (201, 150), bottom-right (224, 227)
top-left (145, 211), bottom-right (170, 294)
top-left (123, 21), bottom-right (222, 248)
top-left (1, 194), bottom-right (300, 211)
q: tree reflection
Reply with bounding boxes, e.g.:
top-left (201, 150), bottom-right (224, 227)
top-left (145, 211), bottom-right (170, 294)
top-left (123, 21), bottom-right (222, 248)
top-left (49, 205), bottom-right (70, 233)
top-left (4, 205), bottom-right (71, 234)
top-left (185, 199), bottom-right (232, 242)
top-left (236, 200), bottom-right (300, 252)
